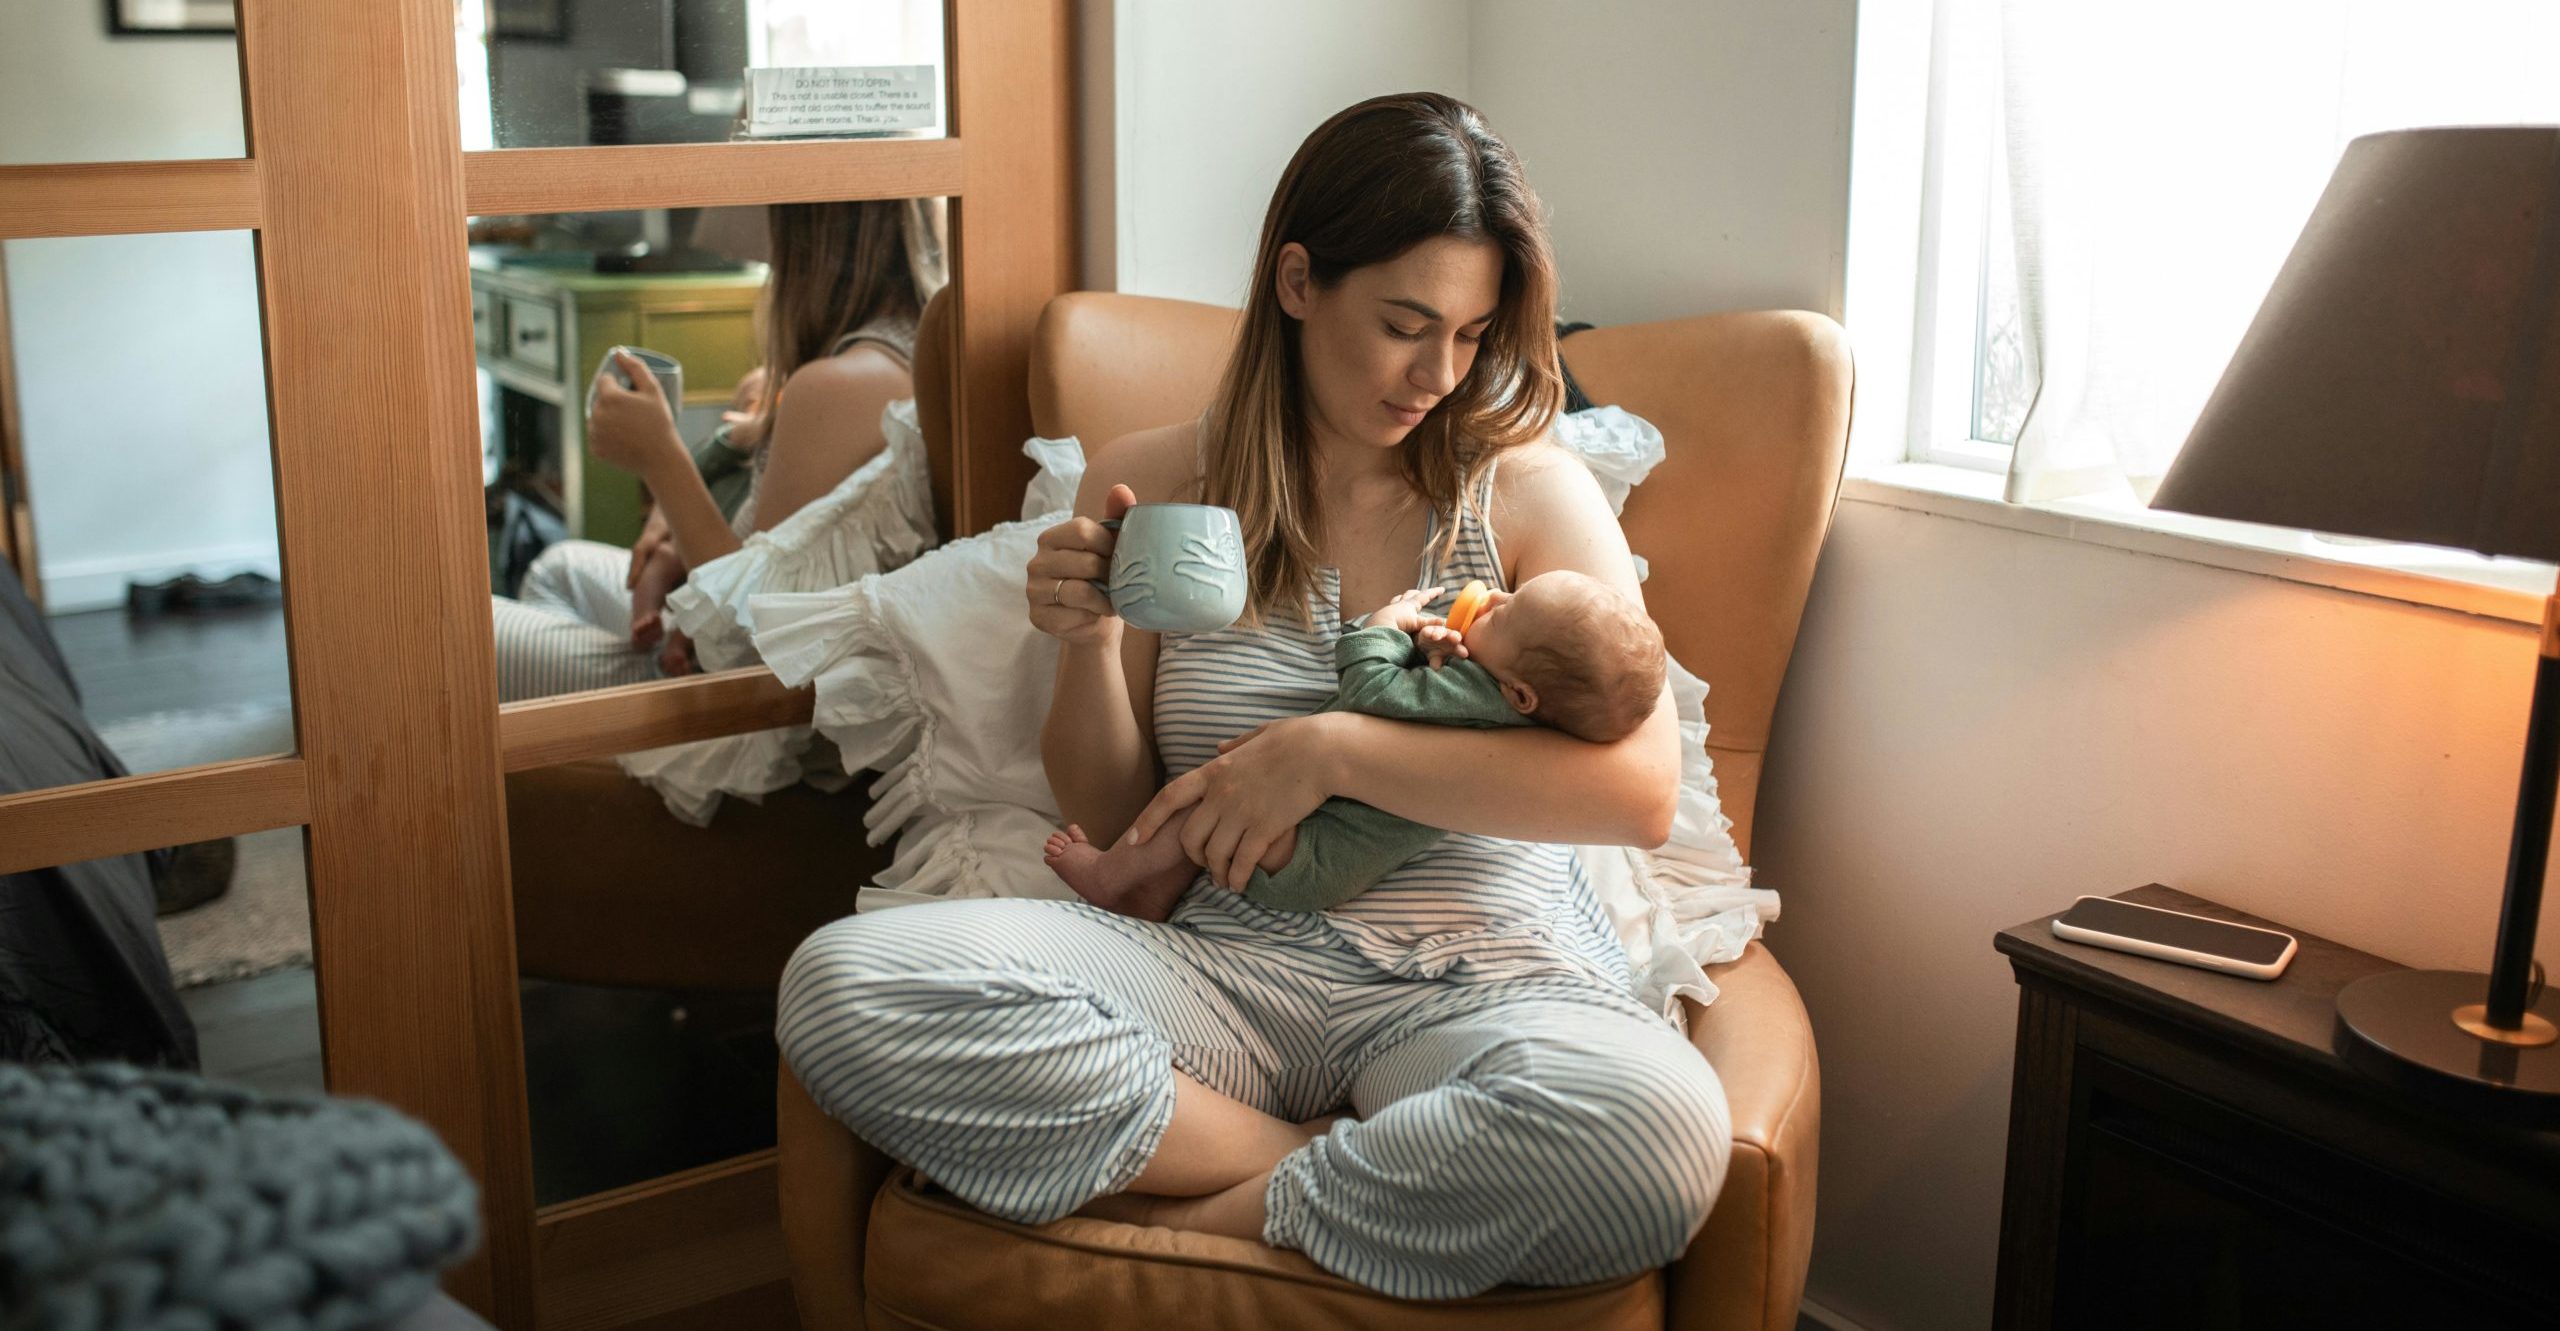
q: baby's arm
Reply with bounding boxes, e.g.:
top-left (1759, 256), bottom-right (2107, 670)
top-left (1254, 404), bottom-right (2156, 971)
top-left (1332, 626), bottom-right (1521, 727)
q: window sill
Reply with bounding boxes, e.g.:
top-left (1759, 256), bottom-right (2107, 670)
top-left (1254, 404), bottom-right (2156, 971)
top-left (1841, 463), bottom-right (2551, 626)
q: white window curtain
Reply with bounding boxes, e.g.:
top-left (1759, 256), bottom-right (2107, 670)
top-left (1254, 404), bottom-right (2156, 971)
top-left (1994, 2), bottom-right (2560, 505)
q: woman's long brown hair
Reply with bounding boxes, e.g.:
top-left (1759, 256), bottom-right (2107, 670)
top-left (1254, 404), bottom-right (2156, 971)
top-left (1203, 93), bottom-right (1565, 623)
top-left (738, 199), bottom-right (922, 444)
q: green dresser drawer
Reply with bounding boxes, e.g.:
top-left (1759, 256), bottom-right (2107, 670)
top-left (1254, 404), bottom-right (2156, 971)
top-left (505, 297), bottom-right (561, 378)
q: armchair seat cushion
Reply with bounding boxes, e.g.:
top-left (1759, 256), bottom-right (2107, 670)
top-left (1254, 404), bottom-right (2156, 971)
top-left (860, 1170), bottom-right (1665, 1331)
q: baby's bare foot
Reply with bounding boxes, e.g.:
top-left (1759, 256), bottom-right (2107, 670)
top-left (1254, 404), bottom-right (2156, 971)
top-left (1044, 825), bottom-right (1193, 923)
top-left (1042, 823), bottom-right (1091, 864)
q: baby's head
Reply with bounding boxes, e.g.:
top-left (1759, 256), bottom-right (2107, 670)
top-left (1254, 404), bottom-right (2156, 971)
top-left (1458, 571), bottom-right (1664, 742)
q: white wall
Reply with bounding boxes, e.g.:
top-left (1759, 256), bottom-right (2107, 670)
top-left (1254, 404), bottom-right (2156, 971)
top-left (1098, 0), bottom-right (1853, 326)
top-left (1759, 503), bottom-right (2559, 1331)
top-left (1093, 5), bottom-right (2548, 1329)
top-left (1105, 0), bottom-right (1473, 307)
top-left (1469, 0), bottom-right (1855, 325)
top-left (0, 6), bottom-right (275, 612)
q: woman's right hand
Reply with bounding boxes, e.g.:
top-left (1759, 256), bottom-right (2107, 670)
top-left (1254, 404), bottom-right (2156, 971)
top-left (1027, 483), bottom-right (1135, 646)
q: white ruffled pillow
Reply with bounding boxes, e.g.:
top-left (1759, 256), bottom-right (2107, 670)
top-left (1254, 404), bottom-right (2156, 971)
top-left (1575, 653), bottom-right (1779, 1017)
top-left (750, 410), bottom-right (1773, 1015)
top-left (745, 436), bottom-right (1084, 895)
top-left (1554, 405), bottom-right (1664, 584)
top-left (1553, 405), bottom-right (1663, 515)
top-left (614, 397), bottom-right (940, 825)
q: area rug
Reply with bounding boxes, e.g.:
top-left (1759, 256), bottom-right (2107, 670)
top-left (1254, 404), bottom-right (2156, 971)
top-left (152, 826), bottom-right (310, 988)
top-left (94, 704), bottom-right (312, 988)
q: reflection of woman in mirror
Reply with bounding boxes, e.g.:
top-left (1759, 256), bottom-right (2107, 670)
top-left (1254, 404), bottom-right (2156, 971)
top-left (491, 199), bottom-right (945, 701)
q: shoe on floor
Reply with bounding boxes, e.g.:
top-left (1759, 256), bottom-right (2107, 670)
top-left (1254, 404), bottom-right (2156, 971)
top-left (127, 571), bottom-right (283, 616)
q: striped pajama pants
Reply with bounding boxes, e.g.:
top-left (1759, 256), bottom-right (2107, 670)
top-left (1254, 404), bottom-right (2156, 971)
top-left (776, 895), bottom-right (1731, 1299)
top-left (491, 539), bottom-right (663, 702)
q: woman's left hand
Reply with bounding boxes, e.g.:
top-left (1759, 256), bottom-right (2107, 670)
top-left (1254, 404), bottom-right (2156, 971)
top-left (1131, 713), bottom-right (1344, 891)
top-left (587, 351), bottom-right (686, 477)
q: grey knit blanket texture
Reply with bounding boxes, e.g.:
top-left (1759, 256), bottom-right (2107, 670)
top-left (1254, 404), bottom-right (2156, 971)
top-left (0, 1064), bottom-right (479, 1331)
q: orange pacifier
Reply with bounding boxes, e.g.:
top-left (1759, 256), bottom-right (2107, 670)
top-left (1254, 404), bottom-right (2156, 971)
top-left (1446, 579), bottom-right (1492, 636)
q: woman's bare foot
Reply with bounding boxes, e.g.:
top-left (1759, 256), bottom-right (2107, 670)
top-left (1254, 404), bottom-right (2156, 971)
top-left (1043, 823), bottom-right (1199, 922)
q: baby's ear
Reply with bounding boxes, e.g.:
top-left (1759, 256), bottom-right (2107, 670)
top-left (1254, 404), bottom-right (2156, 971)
top-left (1500, 677), bottom-right (1538, 715)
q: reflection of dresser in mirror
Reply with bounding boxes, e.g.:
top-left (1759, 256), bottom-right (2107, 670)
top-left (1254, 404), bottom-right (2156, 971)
top-left (470, 254), bottom-right (766, 549)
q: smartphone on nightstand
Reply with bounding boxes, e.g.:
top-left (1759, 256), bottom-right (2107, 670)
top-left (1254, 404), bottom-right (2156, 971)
top-left (2050, 896), bottom-right (2298, 980)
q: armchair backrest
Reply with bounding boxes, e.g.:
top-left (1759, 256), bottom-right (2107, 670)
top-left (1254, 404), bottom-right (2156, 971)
top-left (1020, 292), bottom-right (1852, 857)
top-left (1568, 313), bottom-right (1852, 856)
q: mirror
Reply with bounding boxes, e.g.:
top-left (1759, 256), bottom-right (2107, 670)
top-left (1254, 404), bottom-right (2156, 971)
top-left (2, 2), bottom-right (243, 166)
top-left (506, 745), bottom-right (889, 1203)
top-left (476, 195), bottom-right (945, 700)
top-left (154, 829), bottom-right (323, 1094)
top-left (1, 230), bottom-right (293, 802)
top-left (17, 831), bottom-right (316, 1087)
top-left (459, 0), bottom-right (947, 153)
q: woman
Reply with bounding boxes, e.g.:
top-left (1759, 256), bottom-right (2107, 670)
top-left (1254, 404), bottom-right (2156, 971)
top-left (777, 95), bottom-right (1728, 1299)
top-left (491, 198), bottom-right (940, 702)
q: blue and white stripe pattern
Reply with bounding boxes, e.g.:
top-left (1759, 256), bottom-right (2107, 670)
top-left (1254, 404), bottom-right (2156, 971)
top-left (777, 477), bottom-right (1731, 1299)
top-left (492, 540), bottom-right (662, 702)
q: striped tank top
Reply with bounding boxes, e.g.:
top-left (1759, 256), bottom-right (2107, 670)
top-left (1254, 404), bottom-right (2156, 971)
top-left (1150, 470), bottom-right (1634, 990)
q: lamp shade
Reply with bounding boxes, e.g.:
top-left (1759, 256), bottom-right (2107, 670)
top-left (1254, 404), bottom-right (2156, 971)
top-left (2152, 127), bottom-right (2560, 563)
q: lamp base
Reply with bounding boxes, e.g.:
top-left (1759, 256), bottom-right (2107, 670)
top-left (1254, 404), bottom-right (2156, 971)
top-left (2334, 969), bottom-right (2560, 1128)
top-left (2452, 1003), bottom-right (2558, 1046)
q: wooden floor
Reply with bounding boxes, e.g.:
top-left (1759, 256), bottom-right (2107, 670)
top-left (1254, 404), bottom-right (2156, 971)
top-left (56, 599), bottom-right (780, 1206)
top-left (182, 965), bottom-right (325, 1096)
top-left (49, 601), bottom-right (293, 727)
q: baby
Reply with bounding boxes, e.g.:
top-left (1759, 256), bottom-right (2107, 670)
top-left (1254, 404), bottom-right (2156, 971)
top-left (1044, 569), bottom-right (1667, 921)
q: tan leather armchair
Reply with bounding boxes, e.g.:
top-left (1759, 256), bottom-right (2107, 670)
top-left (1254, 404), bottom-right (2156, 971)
top-left (779, 292), bottom-right (1849, 1330)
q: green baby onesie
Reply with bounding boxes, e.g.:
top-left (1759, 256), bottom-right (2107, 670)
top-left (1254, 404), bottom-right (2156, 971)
top-left (1242, 624), bottom-right (1529, 913)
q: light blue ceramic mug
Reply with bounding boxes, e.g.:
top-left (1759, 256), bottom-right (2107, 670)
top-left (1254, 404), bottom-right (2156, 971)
top-left (1094, 503), bottom-right (1248, 633)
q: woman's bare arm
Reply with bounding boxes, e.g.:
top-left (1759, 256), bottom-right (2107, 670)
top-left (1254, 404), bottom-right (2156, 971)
top-left (1344, 444), bottom-right (1678, 842)
top-left (746, 349), bottom-right (909, 534)
top-left (638, 457), bottom-right (743, 569)
top-left (1329, 442), bottom-right (1679, 845)
top-left (1137, 440), bottom-right (1679, 880)
top-left (1036, 425), bottom-right (1196, 844)
top-left (588, 350), bottom-right (742, 567)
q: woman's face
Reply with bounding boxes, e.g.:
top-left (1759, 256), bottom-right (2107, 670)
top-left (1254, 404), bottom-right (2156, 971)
top-left (1277, 235), bottom-right (1504, 451)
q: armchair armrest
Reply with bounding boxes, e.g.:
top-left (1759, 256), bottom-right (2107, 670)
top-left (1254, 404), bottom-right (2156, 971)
top-left (780, 1064), bottom-right (899, 1331)
top-left (1665, 941), bottom-right (1822, 1331)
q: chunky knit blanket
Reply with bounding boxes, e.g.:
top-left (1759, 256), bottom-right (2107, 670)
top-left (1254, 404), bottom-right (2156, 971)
top-left (0, 1064), bottom-right (478, 1331)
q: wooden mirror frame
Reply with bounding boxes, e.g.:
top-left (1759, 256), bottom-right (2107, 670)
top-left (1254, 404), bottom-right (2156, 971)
top-left (0, 1), bottom-right (1071, 1323)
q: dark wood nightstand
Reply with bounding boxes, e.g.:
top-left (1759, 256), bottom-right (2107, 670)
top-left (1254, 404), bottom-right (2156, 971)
top-left (1994, 884), bottom-right (2560, 1330)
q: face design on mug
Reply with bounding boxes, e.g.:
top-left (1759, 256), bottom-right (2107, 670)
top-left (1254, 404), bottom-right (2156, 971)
top-left (1113, 551), bottom-right (1158, 616)
top-left (1171, 525), bottom-right (1243, 592)
top-left (1107, 506), bottom-right (1248, 633)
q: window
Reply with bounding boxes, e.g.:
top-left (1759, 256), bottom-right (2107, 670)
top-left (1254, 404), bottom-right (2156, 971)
top-left (1853, 0), bottom-right (2560, 611)
top-left (1910, 1), bottom-right (2560, 486)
